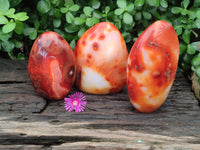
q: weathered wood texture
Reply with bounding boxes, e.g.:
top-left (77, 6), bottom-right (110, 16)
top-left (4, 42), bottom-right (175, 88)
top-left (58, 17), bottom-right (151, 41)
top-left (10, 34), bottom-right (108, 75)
top-left (0, 58), bottom-right (200, 150)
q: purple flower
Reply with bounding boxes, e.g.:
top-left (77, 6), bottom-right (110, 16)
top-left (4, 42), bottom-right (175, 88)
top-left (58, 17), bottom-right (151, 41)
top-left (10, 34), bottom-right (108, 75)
top-left (64, 92), bottom-right (87, 112)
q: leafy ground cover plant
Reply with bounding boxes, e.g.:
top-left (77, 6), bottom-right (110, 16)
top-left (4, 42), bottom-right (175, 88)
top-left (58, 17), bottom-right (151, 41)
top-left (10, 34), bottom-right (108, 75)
top-left (0, 0), bottom-right (200, 83)
top-left (0, 0), bottom-right (29, 59)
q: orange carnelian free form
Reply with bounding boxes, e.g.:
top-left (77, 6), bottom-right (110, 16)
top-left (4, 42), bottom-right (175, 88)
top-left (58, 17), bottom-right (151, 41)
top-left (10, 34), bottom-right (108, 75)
top-left (28, 31), bottom-right (76, 100)
top-left (75, 22), bottom-right (128, 94)
top-left (127, 20), bottom-right (179, 113)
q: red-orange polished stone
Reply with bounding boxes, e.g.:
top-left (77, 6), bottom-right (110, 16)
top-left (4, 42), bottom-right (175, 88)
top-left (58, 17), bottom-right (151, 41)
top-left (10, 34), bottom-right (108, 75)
top-left (127, 20), bottom-right (179, 113)
top-left (28, 31), bottom-right (76, 100)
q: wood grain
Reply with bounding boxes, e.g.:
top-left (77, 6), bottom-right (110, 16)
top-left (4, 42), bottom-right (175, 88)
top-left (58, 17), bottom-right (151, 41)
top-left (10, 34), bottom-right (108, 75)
top-left (0, 58), bottom-right (200, 150)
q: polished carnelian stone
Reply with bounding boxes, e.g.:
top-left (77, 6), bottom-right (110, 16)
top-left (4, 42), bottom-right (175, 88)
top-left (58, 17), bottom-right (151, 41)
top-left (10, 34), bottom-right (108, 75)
top-left (28, 31), bottom-right (76, 100)
top-left (74, 22), bottom-right (128, 94)
top-left (127, 20), bottom-right (179, 113)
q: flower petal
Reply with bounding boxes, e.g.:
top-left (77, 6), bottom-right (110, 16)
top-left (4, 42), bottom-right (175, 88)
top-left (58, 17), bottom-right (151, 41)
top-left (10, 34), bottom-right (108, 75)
top-left (64, 92), bottom-right (87, 112)
top-left (64, 104), bottom-right (73, 111)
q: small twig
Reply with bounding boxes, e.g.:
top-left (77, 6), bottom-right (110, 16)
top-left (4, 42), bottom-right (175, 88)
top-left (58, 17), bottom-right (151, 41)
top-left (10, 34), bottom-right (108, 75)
top-left (86, 106), bottom-right (97, 111)
top-left (8, 52), bottom-right (15, 60)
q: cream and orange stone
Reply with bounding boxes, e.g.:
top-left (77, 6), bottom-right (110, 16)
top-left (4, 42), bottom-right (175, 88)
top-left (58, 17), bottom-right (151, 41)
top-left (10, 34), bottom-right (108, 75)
top-left (75, 22), bottom-right (128, 94)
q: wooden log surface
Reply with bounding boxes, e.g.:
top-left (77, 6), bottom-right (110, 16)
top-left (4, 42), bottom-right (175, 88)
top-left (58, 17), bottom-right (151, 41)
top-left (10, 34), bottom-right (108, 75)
top-left (0, 58), bottom-right (200, 150)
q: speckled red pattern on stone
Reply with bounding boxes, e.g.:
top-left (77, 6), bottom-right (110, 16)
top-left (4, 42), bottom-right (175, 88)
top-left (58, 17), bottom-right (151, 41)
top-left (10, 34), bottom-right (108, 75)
top-left (74, 22), bottom-right (128, 94)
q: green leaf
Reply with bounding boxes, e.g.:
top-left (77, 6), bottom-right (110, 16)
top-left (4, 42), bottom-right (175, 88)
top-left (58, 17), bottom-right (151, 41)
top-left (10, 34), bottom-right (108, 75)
top-left (160, 0), bottom-right (168, 8)
top-left (34, 20), bottom-right (40, 30)
top-left (125, 3), bottom-right (134, 12)
top-left (182, 0), bottom-right (190, 9)
top-left (37, 0), bottom-right (51, 14)
top-left (83, 6), bottom-right (93, 17)
top-left (0, 30), bottom-right (11, 41)
top-left (64, 33), bottom-right (74, 41)
top-left (64, 24), bottom-right (79, 33)
top-left (115, 19), bottom-right (121, 29)
top-left (192, 55), bottom-right (200, 68)
top-left (187, 44), bottom-right (195, 55)
top-left (90, 0), bottom-right (100, 9)
top-left (2, 21), bottom-right (16, 33)
top-left (78, 27), bottom-right (86, 38)
top-left (51, 0), bottom-right (59, 5)
top-left (60, 7), bottom-right (68, 13)
top-left (195, 19), bottom-right (200, 28)
top-left (183, 53), bottom-right (193, 63)
top-left (16, 53), bottom-right (25, 60)
top-left (5, 13), bottom-right (15, 19)
top-left (196, 67), bottom-right (200, 77)
top-left (54, 8), bottom-right (61, 18)
top-left (69, 4), bottom-right (80, 12)
top-left (5, 8), bottom-right (15, 16)
top-left (134, 0), bottom-right (145, 8)
top-left (194, 0), bottom-right (200, 7)
top-left (180, 42), bottom-right (187, 55)
top-left (14, 12), bottom-right (29, 21)
top-left (142, 11), bottom-right (152, 20)
top-left (70, 39), bottom-right (76, 50)
top-left (54, 28), bottom-right (64, 37)
top-left (181, 9), bottom-right (188, 15)
top-left (135, 12), bottom-right (142, 20)
top-left (74, 17), bottom-right (85, 25)
top-left (0, 0), bottom-right (9, 13)
top-left (64, 0), bottom-right (74, 7)
top-left (182, 29), bottom-right (190, 44)
top-left (125, 20), bottom-right (135, 28)
top-left (9, 0), bottom-right (22, 7)
top-left (181, 61), bottom-right (190, 72)
top-left (150, 8), bottom-right (160, 18)
top-left (23, 27), bottom-right (34, 36)
top-left (53, 18), bottom-right (61, 28)
top-left (93, 10), bottom-right (104, 19)
top-left (0, 15), bottom-right (8, 24)
top-left (196, 10), bottom-right (200, 19)
top-left (174, 26), bottom-right (182, 36)
top-left (146, 0), bottom-right (159, 7)
top-left (178, 16), bottom-right (187, 23)
top-left (171, 7), bottom-right (182, 14)
top-left (80, 13), bottom-right (86, 19)
top-left (123, 12), bottom-right (133, 24)
top-left (48, 7), bottom-right (54, 16)
top-left (114, 8), bottom-right (124, 16)
top-left (65, 12), bottom-right (74, 23)
top-left (122, 32), bottom-right (131, 42)
top-left (14, 21), bottom-right (23, 34)
top-left (117, 0), bottom-right (127, 8)
top-left (105, 6), bottom-right (110, 14)
top-left (13, 39), bottom-right (23, 49)
top-left (191, 42), bottom-right (200, 51)
top-left (188, 10), bottom-right (196, 20)
top-left (29, 29), bottom-right (37, 40)
top-left (86, 17), bottom-right (99, 27)
top-left (2, 40), bottom-right (14, 52)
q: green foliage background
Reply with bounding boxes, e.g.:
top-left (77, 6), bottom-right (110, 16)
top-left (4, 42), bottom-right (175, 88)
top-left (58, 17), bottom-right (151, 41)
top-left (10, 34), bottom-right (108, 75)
top-left (0, 0), bottom-right (200, 81)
